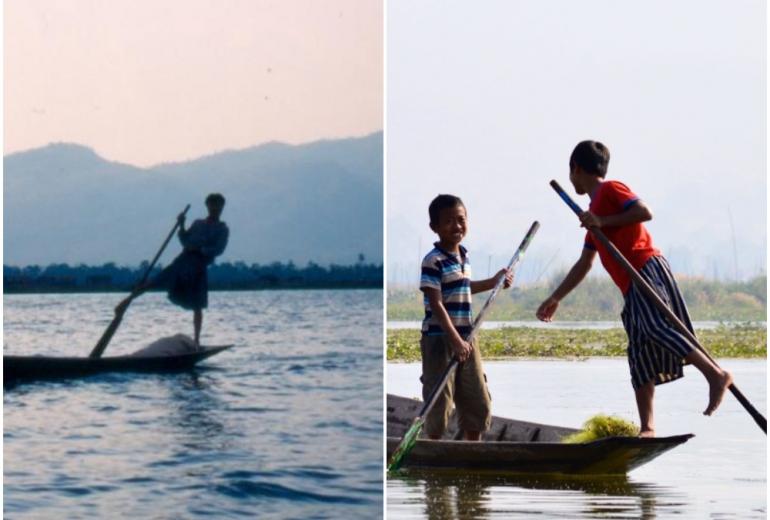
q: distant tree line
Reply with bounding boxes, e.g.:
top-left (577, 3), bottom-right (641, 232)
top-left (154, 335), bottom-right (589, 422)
top-left (388, 274), bottom-right (766, 322)
top-left (4, 260), bottom-right (383, 293)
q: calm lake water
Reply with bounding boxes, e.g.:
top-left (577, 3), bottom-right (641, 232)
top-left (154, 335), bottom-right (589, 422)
top-left (387, 359), bottom-right (767, 519)
top-left (4, 290), bottom-right (383, 519)
top-left (387, 320), bottom-right (765, 330)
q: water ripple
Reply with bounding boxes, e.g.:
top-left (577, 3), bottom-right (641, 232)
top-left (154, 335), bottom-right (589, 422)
top-left (5, 290), bottom-right (383, 519)
top-left (215, 480), bottom-right (368, 504)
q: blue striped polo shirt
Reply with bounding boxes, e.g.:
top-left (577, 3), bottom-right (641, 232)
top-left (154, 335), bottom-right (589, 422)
top-left (420, 243), bottom-right (473, 337)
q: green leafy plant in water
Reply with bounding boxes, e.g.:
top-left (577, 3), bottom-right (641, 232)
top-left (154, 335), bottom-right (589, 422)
top-left (561, 414), bottom-right (640, 443)
top-left (386, 326), bottom-right (766, 361)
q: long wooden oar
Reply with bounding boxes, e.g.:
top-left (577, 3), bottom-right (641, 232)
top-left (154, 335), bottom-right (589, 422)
top-left (550, 180), bottom-right (766, 434)
top-left (388, 221), bottom-right (541, 471)
top-left (89, 204), bottom-right (191, 359)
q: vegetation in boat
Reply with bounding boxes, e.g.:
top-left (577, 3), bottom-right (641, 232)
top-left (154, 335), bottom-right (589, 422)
top-left (562, 415), bottom-right (640, 443)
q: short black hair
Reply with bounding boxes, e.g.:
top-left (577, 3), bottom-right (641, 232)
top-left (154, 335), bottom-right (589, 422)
top-left (429, 194), bottom-right (465, 225)
top-left (205, 193), bottom-right (226, 208)
top-left (570, 140), bottom-right (610, 177)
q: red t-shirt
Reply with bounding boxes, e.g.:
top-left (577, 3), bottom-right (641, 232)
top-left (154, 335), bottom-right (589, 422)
top-left (584, 180), bottom-right (660, 294)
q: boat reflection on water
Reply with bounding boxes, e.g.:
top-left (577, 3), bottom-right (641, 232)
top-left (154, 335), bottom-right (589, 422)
top-left (391, 469), bottom-right (682, 520)
top-left (165, 373), bottom-right (230, 449)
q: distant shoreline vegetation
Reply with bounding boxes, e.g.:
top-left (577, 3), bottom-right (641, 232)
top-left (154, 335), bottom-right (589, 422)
top-left (388, 274), bottom-right (766, 322)
top-left (4, 261), bottom-right (383, 293)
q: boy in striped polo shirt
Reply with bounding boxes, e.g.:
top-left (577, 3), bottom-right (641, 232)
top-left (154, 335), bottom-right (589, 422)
top-left (536, 140), bottom-right (733, 437)
top-left (420, 194), bottom-right (513, 441)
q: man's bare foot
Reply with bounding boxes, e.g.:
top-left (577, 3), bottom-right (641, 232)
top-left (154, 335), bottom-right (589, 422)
top-left (638, 430), bottom-right (655, 438)
top-left (704, 370), bottom-right (733, 416)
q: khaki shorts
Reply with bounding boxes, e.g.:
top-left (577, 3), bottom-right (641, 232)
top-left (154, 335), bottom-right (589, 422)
top-left (420, 334), bottom-right (492, 438)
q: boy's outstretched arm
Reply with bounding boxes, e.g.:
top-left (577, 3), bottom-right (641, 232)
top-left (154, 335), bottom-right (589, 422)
top-left (536, 248), bottom-right (596, 322)
top-left (423, 288), bottom-right (473, 362)
top-left (469, 268), bottom-right (513, 294)
top-left (580, 200), bottom-right (653, 229)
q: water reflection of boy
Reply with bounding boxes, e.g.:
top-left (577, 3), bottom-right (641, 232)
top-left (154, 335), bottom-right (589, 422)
top-left (419, 194), bottom-right (513, 441)
top-left (536, 141), bottom-right (732, 437)
top-left (116, 193), bottom-right (229, 346)
top-left (421, 476), bottom-right (488, 520)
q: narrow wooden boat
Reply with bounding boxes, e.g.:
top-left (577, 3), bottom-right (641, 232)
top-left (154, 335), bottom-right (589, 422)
top-left (4, 345), bottom-right (232, 385)
top-left (387, 394), bottom-right (693, 475)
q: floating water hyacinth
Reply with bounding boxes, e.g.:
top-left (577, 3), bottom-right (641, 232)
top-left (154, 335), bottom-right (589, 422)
top-left (562, 414), bottom-right (640, 443)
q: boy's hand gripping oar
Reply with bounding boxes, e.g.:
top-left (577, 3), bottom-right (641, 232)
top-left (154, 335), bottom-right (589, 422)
top-left (89, 204), bottom-right (191, 359)
top-left (550, 180), bottom-right (766, 434)
top-left (388, 221), bottom-right (541, 472)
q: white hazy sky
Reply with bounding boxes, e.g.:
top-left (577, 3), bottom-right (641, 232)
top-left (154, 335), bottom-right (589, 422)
top-left (387, 0), bottom-right (766, 285)
top-left (5, 0), bottom-right (382, 167)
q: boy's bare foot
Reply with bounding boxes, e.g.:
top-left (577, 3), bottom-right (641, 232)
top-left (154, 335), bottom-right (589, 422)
top-left (638, 430), bottom-right (655, 438)
top-left (704, 370), bottom-right (733, 416)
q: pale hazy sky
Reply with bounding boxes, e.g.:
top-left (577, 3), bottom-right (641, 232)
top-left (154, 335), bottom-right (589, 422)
top-left (5, 0), bottom-right (382, 166)
top-left (387, 0), bottom-right (766, 285)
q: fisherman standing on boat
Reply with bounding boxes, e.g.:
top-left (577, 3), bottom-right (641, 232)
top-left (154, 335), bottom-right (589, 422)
top-left (116, 193), bottom-right (229, 346)
top-left (420, 194), bottom-right (513, 441)
top-left (536, 141), bottom-right (732, 437)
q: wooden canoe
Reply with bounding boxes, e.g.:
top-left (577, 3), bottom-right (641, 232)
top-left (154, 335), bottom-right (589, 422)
top-left (4, 345), bottom-right (232, 385)
top-left (387, 394), bottom-right (693, 475)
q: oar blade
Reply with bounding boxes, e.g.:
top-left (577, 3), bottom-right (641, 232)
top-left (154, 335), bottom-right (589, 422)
top-left (387, 418), bottom-right (424, 472)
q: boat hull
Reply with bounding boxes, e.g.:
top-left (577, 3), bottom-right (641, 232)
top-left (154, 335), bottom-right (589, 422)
top-left (386, 434), bottom-right (693, 475)
top-left (387, 394), bottom-right (693, 475)
top-left (4, 345), bottom-right (232, 385)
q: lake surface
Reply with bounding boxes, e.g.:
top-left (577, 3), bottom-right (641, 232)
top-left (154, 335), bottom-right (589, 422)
top-left (387, 359), bottom-right (767, 519)
top-left (387, 320), bottom-right (765, 330)
top-left (4, 290), bottom-right (383, 519)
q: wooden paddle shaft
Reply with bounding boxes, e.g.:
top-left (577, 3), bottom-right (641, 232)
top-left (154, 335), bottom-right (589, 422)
top-left (550, 180), bottom-right (767, 434)
top-left (137, 204), bottom-right (191, 287)
top-left (89, 204), bottom-right (191, 359)
top-left (466, 221), bottom-right (540, 345)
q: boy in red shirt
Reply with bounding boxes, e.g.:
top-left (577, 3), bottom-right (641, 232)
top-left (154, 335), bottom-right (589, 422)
top-left (536, 140), bottom-right (732, 437)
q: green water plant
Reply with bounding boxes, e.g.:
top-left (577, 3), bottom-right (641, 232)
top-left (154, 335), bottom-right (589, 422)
top-left (386, 326), bottom-right (766, 361)
top-left (561, 414), bottom-right (640, 443)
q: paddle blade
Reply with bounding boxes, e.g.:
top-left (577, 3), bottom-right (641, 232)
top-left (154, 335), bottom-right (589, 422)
top-left (388, 418), bottom-right (424, 472)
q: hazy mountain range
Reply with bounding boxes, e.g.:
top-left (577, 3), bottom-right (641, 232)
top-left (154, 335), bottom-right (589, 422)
top-left (4, 132), bottom-right (383, 267)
